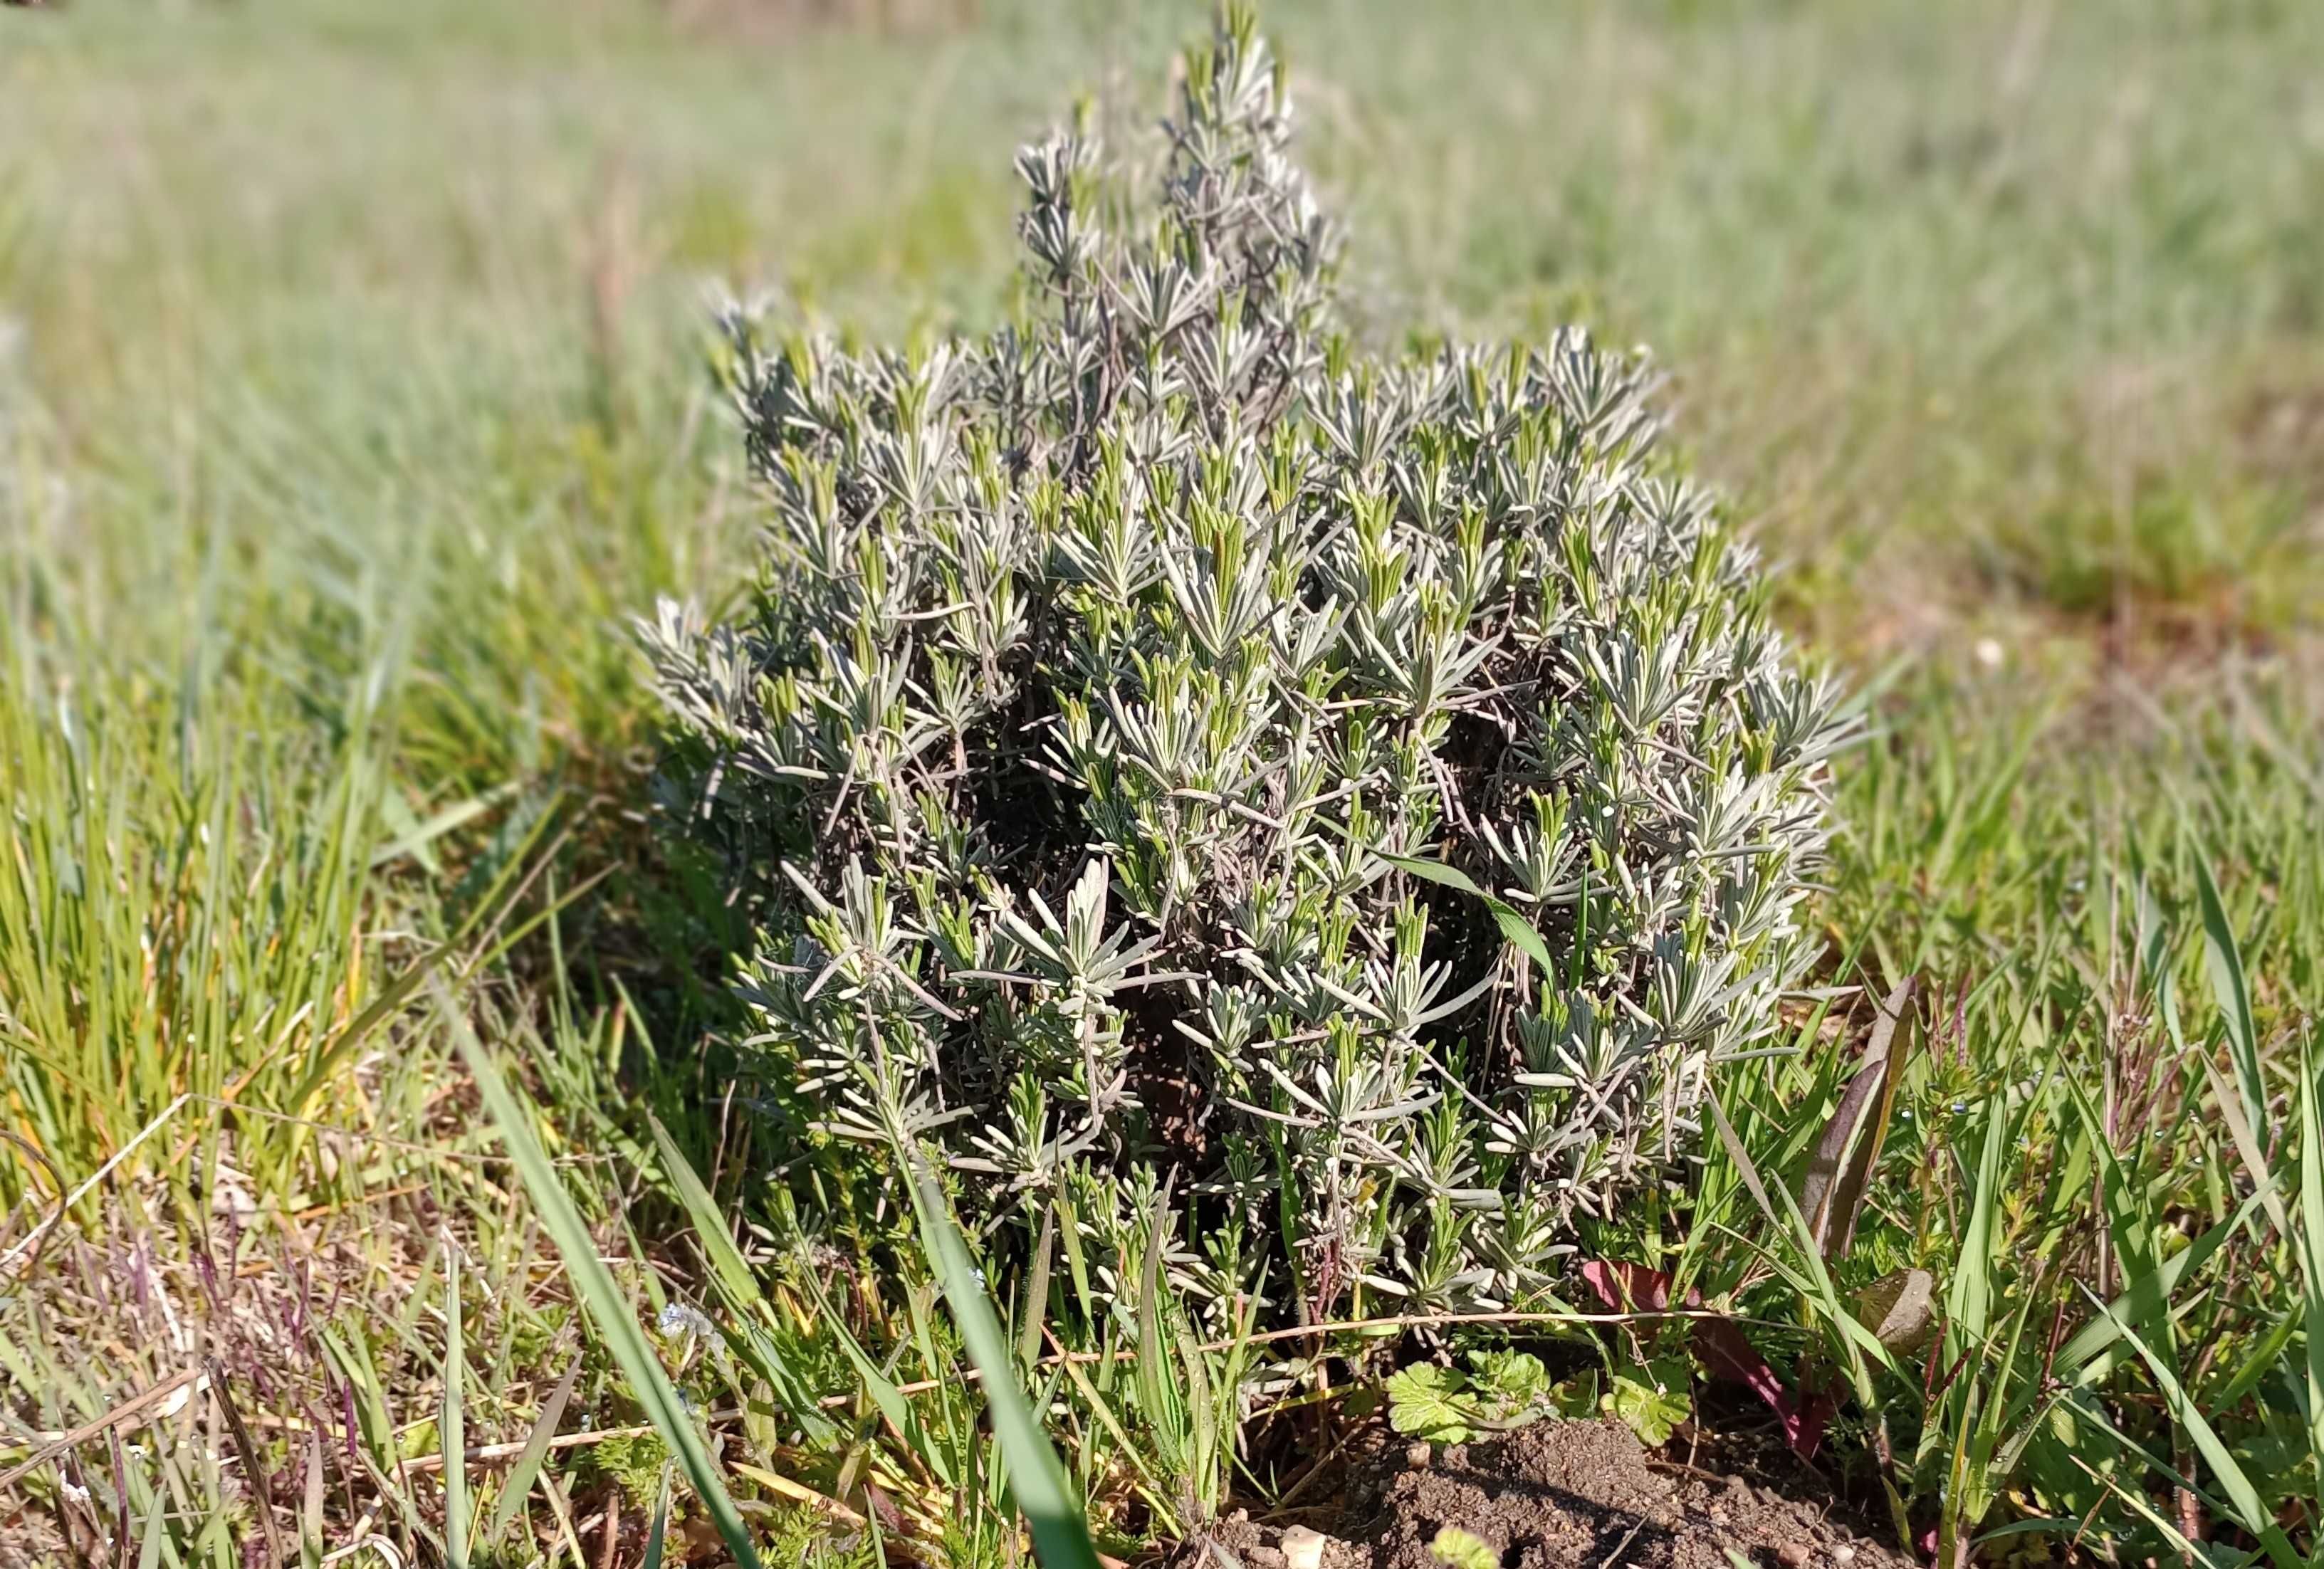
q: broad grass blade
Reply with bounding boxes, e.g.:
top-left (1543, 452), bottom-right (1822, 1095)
top-left (136, 1484), bottom-right (166, 1569)
top-left (1944, 1100), bottom-right (2007, 1352)
top-left (446, 990), bottom-right (761, 1567)
top-left (1380, 851), bottom-right (1557, 973)
top-left (2044, 1189), bottom-right (2266, 1392)
top-left (1801, 976), bottom-right (1915, 1260)
top-left (908, 1172), bottom-right (1103, 1569)
top-left (370, 784), bottom-right (515, 871)
top-left (2202, 1056), bottom-right (2290, 1239)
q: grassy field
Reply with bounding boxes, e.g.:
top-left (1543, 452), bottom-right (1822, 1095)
top-left (3, 0), bottom-right (2320, 1563)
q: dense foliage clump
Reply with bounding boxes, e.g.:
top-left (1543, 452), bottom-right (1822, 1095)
top-left (646, 12), bottom-right (1846, 1330)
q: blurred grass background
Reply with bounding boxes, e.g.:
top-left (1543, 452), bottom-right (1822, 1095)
top-left (12, 0), bottom-right (2322, 703)
top-left (3, 0), bottom-right (2322, 1561)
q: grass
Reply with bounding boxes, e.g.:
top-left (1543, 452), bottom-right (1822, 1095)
top-left (1, 0), bottom-right (2319, 1564)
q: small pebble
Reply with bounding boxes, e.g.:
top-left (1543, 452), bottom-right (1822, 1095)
top-left (1776, 1546), bottom-right (1812, 1568)
top-left (1281, 1525), bottom-right (1333, 1569)
top-left (1405, 1440), bottom-right (1433, 1470)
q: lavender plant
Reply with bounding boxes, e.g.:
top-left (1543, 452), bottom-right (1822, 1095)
top-left (644, 8), bottom-right (1847, 1332)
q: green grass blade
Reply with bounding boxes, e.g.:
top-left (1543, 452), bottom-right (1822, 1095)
top-left (1051, 1338), bottom-right (1169, 1498)
top-left (797, 1269), bottom-right (956, 1489)
top-left (641, 1465), bottom-right (674, 1569)
top-left (1706, 1095), bottom-right (1893, 1400)
top-left (2194, 853), bottom-right (2268, 1160)
top-left (486, 1363), bottom-right (580, 1542)
top-left (2211, 1303), bottom-right (2298, 1412)
top-left (286, 942), bottom-right (451, 1116)
top-left (649, 1113), bottom-right (761, 1310)
top-left (442, 1251), bottom-right (470, 1569)
top-left (1018, 1208), bottom-right (1056, 1374)
top-left (1379, 851), bottom-right (1558, 974)
top-left (2045, 1187), bottom-right (2266, 1391)
top-left (907, 1172), bottom-right (1103, 1569)
top-left (370, 784), bottom-right (515, 870)
top-left (649, 1102), bottom-right (837, 1447)
top-left (318, 1328), bottom-right (397, 1469)
top-left (2296, 1039), bottom-right (2324, 1526)
top-left (2202, 1056), bottom-right (2291, 1239)
top-left (1946, 1098), bottom-right (2008, 1352)
top-left (2083, 1286), bottom-right (2303, 1569)
top-left (2061, 1439), bottom-right (2234, 1569)
top-left (135, 1484), bottom-right (167, 1569)
top-left (445, 990), bottom-right (761, 1568)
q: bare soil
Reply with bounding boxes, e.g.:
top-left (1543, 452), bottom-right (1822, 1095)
top-left (1189, 1419), bottom-right (1915, 1569)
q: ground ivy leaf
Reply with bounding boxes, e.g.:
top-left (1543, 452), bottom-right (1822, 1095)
top-left (1604, 1358), bottom-right (1691, 1447)
top-left (1387, 1364), bottom-right (1477, 1444)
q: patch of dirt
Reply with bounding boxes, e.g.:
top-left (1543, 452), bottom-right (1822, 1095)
top-left (1190, 1420), bottom-right (1913, 1569)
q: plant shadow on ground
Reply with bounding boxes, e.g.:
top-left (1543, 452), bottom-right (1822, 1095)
top-left (1195, 1416), bottom-right (1914, 1569)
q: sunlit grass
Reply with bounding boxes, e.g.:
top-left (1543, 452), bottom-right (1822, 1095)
top-left (1, 0), bottom-right (2319, 1561)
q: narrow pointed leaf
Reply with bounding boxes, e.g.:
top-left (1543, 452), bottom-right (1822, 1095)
top-left (2194, 854), bottom-right (2268, 1159)
top-left (446, 991), bottom-right (760, 1567)
top-left (442, 1253), bottom-right (470, 1569)
top-left (908, 1172), bottom-right (1103, 1569)
top-left (486, 1363), bottom-right (580, 1542)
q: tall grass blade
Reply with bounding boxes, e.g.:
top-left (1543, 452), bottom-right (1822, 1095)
top-left (486, 1363), bottom-right (579, 1541)
top-left (649, 1112), bottom-right (838, 1447)
top-left (2295, 1039), bottom-right (2324, 1527)
top-left (135, 1484), bottom-right (167, 1569)
top-left (907, 1172), bottom-right (1103, 1569)
top-left (1946, 1099), bottom-right (2007, 1351)
top-left (2202, 1057), bottom-right (2290, 1239)
top-left (441, 1251), bottom-right (470, 1569)
top-left (797, 1269), bottom-right (954, 1488)
top-left (2043, 1188), bottom-right (2267, 1395)
top-left (2083, 1286), bottom-right (2303, 1569)
top-left (1707, 1094), bottom-right (1893, 1391)
top-left (649, 1113), bottom-right (760, 1310)
top-left (286, 943), bottom-right (450, 1116)
top-left (209, 1358), bottom-right (286, 1569)
top-left (2194, 854), bottom-right (2268, 1160)
top-left (445, 990), bottom-right (761, 1567)
top-left (370, 785), bottom-right (514, 871)
top-left (641, 1465), bottom-right (674, 1569)
top-left (300, 1434), bottom-right (325, 1569)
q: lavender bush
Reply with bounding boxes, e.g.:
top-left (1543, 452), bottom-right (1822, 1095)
top-left (645, 8), bottom-right (1846, 1331)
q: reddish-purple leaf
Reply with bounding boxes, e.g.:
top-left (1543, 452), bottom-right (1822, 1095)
top-left (1579, 1259), bottom-right (1822, 1456)
top-left (1578, 1259), bottom-right (1672, 1312)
